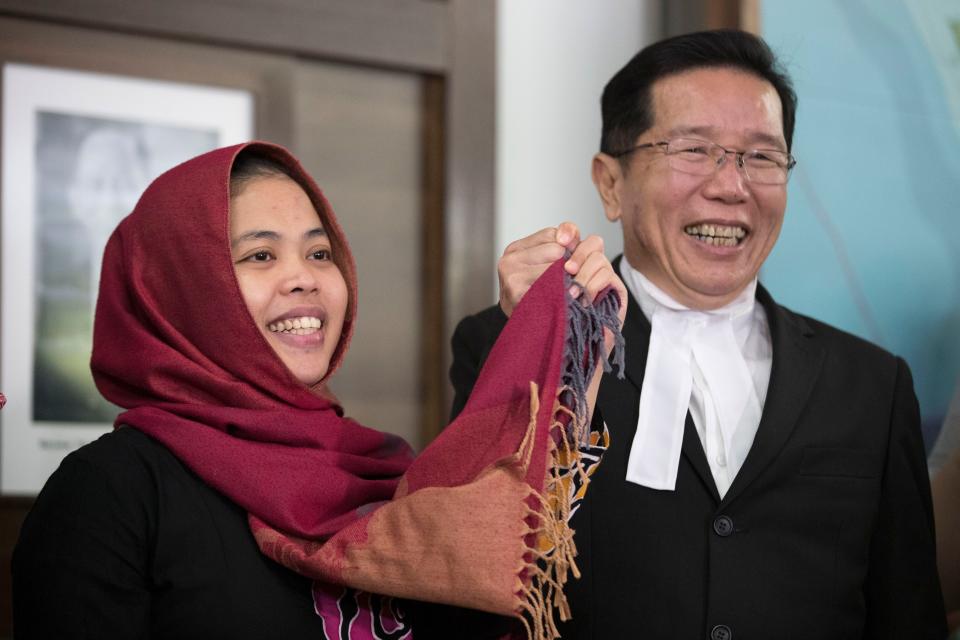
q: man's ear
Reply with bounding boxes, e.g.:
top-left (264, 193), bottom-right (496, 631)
top-left (592, 153), bottom-right (624, 223)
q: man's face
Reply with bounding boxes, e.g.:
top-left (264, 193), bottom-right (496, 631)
top-left (596, 67), bottom-right (788, 310)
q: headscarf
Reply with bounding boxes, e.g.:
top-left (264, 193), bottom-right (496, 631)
top-left (91, 141), bottom-right (623, 640)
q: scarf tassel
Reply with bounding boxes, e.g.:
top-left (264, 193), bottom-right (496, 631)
top-left (515, 281), bottom-right (625, 640)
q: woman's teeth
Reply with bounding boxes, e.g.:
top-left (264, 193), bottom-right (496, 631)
top-left (684, 223), bottom-right (746, 247)
top-left (268, 316), bottom-right (323, 335)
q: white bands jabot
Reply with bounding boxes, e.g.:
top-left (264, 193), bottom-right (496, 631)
top-left (624, 275), bottom-right (760, 492)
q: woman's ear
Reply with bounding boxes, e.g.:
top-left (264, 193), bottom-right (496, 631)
top-left (592, 153), bottom-right (625, 223)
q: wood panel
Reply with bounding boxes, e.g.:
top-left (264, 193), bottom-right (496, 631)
top-left (0, 16), bottom-right (297, 146)
top-left (0, 0), bottom-right (447, 73)
top-left (289, 61), bottom-right (425, 446)
top-left (443, 0), bottom-right (496, 417)
top-left (665, 0), bottom-right (756, 35)
top-left (421, 75), bottom-right (447, 441)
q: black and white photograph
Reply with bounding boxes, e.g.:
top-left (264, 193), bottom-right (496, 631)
top-left (1, 62), bottom-right (253, 494)
top-left (34, 112), bottom-right (217, 424)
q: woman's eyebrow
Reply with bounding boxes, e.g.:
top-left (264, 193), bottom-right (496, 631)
top-left (231, 230), bottom-right (280, 247)
top-left (231, 228), bottom-right (326, 248)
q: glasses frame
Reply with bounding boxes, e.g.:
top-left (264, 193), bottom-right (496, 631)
top-left (613, 137), bottom-right (797, 185)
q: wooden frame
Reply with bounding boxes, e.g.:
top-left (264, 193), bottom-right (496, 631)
top-left (0, 0), bottom-right (448, 73)
top-left (1, 61), bottom-right (253, 495)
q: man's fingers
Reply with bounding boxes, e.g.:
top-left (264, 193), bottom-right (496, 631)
top-left (574, 252), bottom-right (614, 301)
top-left (498, 223), bottom-right (588, 317)
top-left (570, 251), bottom-right (626, 325)
top-left (498, 240), bottom-right (566, 317)
top-left (498, 244), bottom-right (567, 282)
top-left (555, 222), bottom-right (581, 249)
top-left (503, 225), bottom-right (569, 256)
top-left (565, 234), bottom-right (605, 275)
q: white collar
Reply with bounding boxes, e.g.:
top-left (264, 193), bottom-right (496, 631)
top-left (623, 261), bottom-right (759, 346)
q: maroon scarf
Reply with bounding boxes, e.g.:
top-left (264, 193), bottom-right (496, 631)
top-left (91, 142), bottom-right (622, 639)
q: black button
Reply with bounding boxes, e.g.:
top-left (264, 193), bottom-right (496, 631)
top-left (710, 624), bottom-right (732, 640)
top-left (713, 515), bottom-right (734, 537)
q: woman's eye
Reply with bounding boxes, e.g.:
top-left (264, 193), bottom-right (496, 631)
top-left (246, 251), bottom-right (273, 262)
top-left (310, 249), bottom-right (332, 261)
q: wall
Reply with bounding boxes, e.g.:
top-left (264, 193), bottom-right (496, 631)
top-left (761, 0), bottom-right (960, 442)
top-left (495, 0), bottom-right (662, 283)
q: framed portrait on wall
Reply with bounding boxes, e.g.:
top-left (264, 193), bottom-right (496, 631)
top-left (1, 63), bottom-right (253, 494)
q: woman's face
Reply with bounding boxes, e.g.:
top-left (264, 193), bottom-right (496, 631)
top-left (229, 174), bottom-right (349, 387)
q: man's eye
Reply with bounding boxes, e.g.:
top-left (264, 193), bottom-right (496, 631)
top-left (674, 143), bottom-right (710, 156)
top-left (747, 151), bottom-right (781, 166)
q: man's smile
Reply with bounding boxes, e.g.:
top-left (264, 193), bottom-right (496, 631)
top-left (683, 223), bottom-right (747, 247)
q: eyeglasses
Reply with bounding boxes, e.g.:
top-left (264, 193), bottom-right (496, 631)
top-left (613, 137), bottom-right (797, 185)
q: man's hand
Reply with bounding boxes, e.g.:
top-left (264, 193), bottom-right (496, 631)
top-left (498, 222), bottom-right (579, 317)
top-left (499, 222), bottom-right (619, 315)
top-left (498, 222), bottom-right (627, 425)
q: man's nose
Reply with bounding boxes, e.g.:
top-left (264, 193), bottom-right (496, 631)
top-left (706, 151), bottom-right (749, 199)
top-left (714, 150), bottom-right (747, 173)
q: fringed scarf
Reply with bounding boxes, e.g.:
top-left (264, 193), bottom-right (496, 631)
top-left (91, 142), bottom-right (623, 639)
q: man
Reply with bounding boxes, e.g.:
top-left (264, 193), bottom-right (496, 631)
top-left (450, 30), bottom-right (945, 639)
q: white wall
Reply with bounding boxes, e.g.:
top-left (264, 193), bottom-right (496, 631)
top-left (495, 0), bottom-right (661, 275)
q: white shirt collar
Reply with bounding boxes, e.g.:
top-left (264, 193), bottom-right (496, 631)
top-left (623, 260), bottom-right (759, 347)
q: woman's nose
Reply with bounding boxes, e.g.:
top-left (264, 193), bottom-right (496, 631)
top-left (280, 259), bottom-right (318, 294)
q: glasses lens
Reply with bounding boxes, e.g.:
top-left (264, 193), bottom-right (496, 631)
top-left (664, 139), bottom-right (718, 175)
top-left (743, 150), bottom-right (791, 185)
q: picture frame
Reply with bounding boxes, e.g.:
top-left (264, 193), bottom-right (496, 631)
top-left (1, 63), bottom-right (253, 494)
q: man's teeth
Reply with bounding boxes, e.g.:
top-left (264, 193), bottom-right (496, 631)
top-left (268, 316), bottom-right (323, 335)
top-left (684, 224), bottom-right (746, 247)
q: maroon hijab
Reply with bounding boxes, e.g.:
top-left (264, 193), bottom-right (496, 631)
top-left (91, 141), bottom-right (409, 538)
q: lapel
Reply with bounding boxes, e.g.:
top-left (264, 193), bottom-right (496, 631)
top-left (606, 256), bottom-right (719, 501)
top-left (721, 284), bottom-right (826, 506)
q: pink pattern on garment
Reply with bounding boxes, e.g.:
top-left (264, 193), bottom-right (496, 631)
top-left (313, 582), bottom-right (413, 640)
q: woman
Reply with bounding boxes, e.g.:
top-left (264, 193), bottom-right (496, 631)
top-left (13, 142), bottom-right (625, 639)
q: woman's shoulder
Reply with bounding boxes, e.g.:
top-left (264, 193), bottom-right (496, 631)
top-left (35, 426), bottom-right (197, 521)
top-left (43, 428), bottom-right (170, 499)
top-left (70, 425), bottom-right (178, 475)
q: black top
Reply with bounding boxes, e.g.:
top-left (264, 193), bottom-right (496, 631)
top-left (13, 427), bottom-right (514, 639)
top-left (12, 427), bottom-right (325, 639)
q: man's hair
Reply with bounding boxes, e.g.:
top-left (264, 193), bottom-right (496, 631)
top-left (600, 29), bottom-right (797, 157)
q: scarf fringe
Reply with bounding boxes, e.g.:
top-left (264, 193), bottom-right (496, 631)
top-left (514, 279), bottom-right (625, 640)
top-left (513, 384), bottom-right (584, 640)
